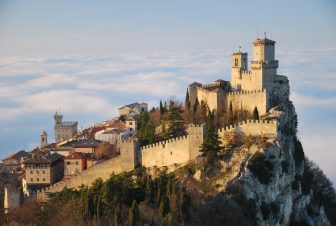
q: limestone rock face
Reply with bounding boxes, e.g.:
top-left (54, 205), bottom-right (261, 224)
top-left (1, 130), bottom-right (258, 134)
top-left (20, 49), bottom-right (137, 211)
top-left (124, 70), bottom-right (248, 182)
top-left (230, 79), bottom-right (332, 226)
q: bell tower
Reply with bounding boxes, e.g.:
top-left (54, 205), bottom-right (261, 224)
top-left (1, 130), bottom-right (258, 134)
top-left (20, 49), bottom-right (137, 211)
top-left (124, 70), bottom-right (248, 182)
top-left (231, 49), bottom-right (248, 90)
top-left (40, 130), bottom-right (48, 147)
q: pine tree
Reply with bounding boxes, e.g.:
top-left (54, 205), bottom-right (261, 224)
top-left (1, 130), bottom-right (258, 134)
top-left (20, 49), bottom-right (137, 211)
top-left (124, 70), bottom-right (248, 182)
top-left (114, 207), bottom-right (121, 226)
top-left (138, 111), bottom-right (157, 146)
top-left (159, 196), bottom-right (170, 217)
top-left (180, 188), bottom-right (191, 221)
top-left (128, 200), bottom-right (139, 226)
top-left (228, 101), bottom-right (236, 124)
top-left (200, 111), bottom-right (222, 166)
top-left (193, 97), bottom-right (199, 114)
top-left (145, 175), bottom-right (153, 203)
top-left (166, 102), bottom-right (184, 138)
top-left (185, 88), bottom-right (191, 109)
top-left (253, 106), bottom-right (259, 120)
top-left (160, 100), bottom-right (164, 118)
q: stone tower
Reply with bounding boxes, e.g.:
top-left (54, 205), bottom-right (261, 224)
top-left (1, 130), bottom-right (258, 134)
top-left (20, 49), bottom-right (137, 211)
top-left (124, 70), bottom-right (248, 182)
top-left (251, 37), bottom-right (278, 90)
top-left (54, 111), bottom-right (63, 125)
top-left (40, 130), bottom-right (48, 147)
top-left (231, 36), bottom-right (278, 91)
top-left (54, 111), bottom-right (78, 143)
top-left (231, 51), bottom-right (248, 90)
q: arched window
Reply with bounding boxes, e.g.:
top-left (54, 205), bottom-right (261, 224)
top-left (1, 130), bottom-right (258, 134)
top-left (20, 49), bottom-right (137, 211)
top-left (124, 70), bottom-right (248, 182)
top-left (235, 58), bottom-right (238, 66)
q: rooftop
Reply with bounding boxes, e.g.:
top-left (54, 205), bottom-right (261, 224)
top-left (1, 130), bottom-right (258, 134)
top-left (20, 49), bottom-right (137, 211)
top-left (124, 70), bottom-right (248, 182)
top-left (24, 153), bottom-right (63, 164)
top-left (65, 152), bottom-right (86, 160)
top-left (2, 150), bottom-right (30, 161)
top-left (253, 37), bottom-right (276, 45)
top-left (59, 139), bottom-right (104, 148)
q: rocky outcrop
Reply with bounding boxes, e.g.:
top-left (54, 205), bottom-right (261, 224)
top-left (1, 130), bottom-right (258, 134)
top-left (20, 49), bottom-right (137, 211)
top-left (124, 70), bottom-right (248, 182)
top-left (222, 78), bottom-right (332, 226)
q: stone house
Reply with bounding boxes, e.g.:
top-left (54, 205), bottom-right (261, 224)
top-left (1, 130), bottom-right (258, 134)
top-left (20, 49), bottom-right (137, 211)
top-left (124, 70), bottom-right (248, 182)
top-left (24, 153), bottom-right (64, 189)
top-left (64, 152), bottom-right (87, 175)
top-left (2, 150), bottom-right (30, 172)
top-left (118, 102), bottom-right (148, 116)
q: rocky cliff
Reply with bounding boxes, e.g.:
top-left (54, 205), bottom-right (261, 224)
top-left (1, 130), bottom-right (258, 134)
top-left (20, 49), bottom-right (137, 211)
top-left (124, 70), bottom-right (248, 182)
top-left (175, 76), bottom-right (335, 226)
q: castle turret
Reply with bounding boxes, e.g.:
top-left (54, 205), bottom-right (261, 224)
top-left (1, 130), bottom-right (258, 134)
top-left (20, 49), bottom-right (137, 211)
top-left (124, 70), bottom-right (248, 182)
top-left (231, 51), bottom-right (248, 90)
top-left (40, 130), bottom-right (48, 147)
top-left (54, 111), bottom-right (63, 125)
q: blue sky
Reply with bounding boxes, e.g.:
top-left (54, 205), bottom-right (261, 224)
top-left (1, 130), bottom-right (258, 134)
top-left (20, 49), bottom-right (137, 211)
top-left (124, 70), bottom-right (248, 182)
top-left (0, 0), bottom-right (335, 184)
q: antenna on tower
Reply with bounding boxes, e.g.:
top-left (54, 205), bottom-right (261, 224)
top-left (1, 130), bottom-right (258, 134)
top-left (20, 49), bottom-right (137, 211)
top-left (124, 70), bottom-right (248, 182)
top-left (257, 25), bottom-right (259, 38)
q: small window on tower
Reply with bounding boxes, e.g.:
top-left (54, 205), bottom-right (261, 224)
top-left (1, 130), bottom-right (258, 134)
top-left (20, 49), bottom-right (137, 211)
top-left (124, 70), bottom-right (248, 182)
top-left (235, 58), bottom-right (238, 66)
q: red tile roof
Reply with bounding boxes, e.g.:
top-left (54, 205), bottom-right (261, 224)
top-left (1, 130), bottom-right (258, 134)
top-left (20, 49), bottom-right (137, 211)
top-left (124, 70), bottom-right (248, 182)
top-left (65, 152), bottom-right (86, 160)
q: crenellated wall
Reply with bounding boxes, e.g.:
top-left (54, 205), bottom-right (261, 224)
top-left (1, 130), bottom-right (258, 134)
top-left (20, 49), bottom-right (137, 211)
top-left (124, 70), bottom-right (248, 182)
top-left (218, 119), bottom-right (277, 139)
top-left (141, 124), bottom-right (205, 168)
top-left (36, 140), bottom-right (139, 202)
top-left (226, 89), bottom-right (268, 115)
top-left (36, 121), bottom-right (277, 202)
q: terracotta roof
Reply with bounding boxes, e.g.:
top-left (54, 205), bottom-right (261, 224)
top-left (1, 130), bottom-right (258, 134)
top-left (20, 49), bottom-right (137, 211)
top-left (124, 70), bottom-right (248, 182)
top-left (109, 121), bottom-right (127, 130)
top-left (24, 153), bottom-right (63, 164)
top-left (59, 139), bottom-right (104, 148)
top-left (2, 150), bottom-right (29, 161)
top-left (65, 152), bottom-right (86, 160)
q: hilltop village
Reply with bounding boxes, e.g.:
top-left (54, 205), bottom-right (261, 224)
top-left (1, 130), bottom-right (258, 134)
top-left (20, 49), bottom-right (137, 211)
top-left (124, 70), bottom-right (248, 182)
top-left (1, 37), bottom-right (335, 226)
top-left (1, 36), bottom-right (280, 210)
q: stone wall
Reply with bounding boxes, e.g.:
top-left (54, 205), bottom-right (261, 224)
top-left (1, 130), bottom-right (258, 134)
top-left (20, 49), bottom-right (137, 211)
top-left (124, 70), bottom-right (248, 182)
top-left (218, 119), bottom-right (277, 139)
top-left (36, 140), bottom-right (139, 202)
top-left (226, 89), bottom-right (268, 115)
top-left (141, 124), bottom-right (205, 168)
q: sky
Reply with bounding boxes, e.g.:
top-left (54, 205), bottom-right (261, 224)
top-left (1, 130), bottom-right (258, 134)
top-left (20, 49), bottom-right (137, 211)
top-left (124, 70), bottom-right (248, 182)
top-left (0, 0), bottom-right (335, 184)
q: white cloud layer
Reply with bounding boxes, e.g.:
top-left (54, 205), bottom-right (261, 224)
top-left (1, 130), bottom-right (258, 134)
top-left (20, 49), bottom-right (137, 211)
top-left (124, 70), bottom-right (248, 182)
top-left (0, 48), bottom-right (335, 185)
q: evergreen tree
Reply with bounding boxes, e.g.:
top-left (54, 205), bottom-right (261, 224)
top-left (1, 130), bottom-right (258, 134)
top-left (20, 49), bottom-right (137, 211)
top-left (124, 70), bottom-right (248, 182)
top-left (114, 207), bottom-right (121, 226)
top-left (193, 97), bottom-right (199, 114)
top-left (253, 106), bottom-right (259, 120)
top-left (160, 100), bottom-right (164, 118)
top-left (138, 111), bottom-right (157, 145)
top-left (200, 100), bottom-right (208, 123)
top-left (145, 175), bottom-right (153, 203)
top-left (159, 196), bottom-right (170, 217)
top-left (185, 88), bottom-right (191, 109)
top-left (156, 178), bottom-right (162, 204)
top-left (200, 111), bottom-right (222, 166)
top-left (164, 101), bottom-right (168, 112)
top-left (180, 188), bottom-right (191, 220)
top-left (228, 101), bottom-right (236, 124)
top-left (128, 200), bottom-right (139, 226)
top-left (165, 101), bottom-right (184, 138)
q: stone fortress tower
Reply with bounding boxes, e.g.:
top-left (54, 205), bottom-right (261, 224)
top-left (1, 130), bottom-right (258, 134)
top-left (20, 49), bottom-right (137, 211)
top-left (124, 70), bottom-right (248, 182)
top-left (189, 36), bottom-right (281, 116)
top-left (54, 111), bottom-right (78, 143)
top-left (40, 130), bottom-right (48, 147)
top-left (231, 36), bottom-right (278, 91)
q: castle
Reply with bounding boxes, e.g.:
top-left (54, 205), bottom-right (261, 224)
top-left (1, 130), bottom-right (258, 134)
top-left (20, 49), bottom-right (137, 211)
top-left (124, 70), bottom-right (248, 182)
top-left (189, 36), bottom-right (283, 117)
top-left (6, 37), bottom-right (287, 204)
top-left (54, 111), bottom-right (78, 143)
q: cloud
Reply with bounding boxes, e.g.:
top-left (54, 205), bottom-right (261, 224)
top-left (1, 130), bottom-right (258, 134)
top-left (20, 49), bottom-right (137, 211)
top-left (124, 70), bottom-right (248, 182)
top-left (0, 48), bottom-right (335, 186)
top-left (291, 92), bottom-right (336, 107)
top-left (299, 126), bottom-right (336, 186)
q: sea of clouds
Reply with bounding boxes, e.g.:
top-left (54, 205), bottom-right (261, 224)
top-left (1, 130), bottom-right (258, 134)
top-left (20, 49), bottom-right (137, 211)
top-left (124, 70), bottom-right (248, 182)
top-left (0, 47), bottom-right (335, 185)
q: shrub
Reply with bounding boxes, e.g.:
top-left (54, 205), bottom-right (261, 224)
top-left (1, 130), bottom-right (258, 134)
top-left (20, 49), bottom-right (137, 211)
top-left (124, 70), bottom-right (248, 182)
top-left (247, 152), bottom-right (274, 184)
top-left (293, 137), bottom-right (305, 165)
